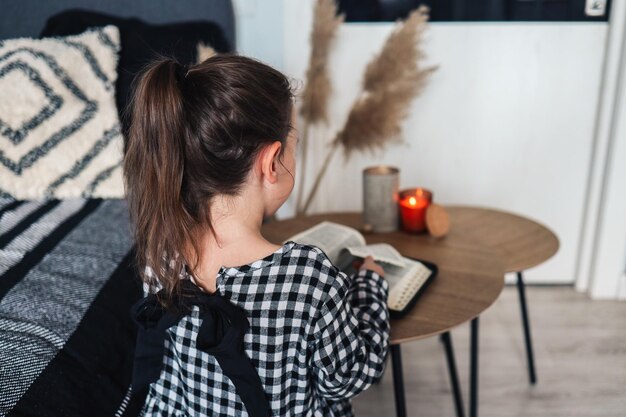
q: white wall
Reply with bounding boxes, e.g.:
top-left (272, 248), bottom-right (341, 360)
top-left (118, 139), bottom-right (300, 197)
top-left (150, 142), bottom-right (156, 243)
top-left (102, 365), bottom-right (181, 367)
top-left (590, 63), bottom-right (626, 297)
top-left (575, 0), bottom-right (626, 299)
top-left (231, 0), bottom-right (284, 70)
top-left (234, 1), bottom-right (612, 285)
top-left (283, 0), bottom-right (608, 284)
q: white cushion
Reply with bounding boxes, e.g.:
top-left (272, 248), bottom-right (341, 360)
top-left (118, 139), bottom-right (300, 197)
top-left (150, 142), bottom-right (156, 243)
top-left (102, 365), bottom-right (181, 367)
top-left (0, 26), bottom-right (124, 199)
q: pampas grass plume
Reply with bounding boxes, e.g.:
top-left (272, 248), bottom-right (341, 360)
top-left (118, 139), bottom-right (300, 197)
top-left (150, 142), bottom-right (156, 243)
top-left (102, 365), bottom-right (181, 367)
top-left (335, 5), bottom-right (438, 157)
top-left (300, 0), bottom-right (344, 123)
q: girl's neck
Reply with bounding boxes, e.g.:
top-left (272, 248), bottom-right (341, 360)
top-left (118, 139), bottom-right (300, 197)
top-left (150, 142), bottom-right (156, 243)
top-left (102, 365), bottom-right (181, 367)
top-left (190, 192), bottom-right (280, 293)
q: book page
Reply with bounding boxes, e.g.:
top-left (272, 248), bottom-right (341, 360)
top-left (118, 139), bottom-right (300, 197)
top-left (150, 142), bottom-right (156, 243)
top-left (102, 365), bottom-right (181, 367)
top-left (288, 221), bottom-right (366, 264)
top-left (383, 257), bottom-right (424, 288)
top-left (344, 243), bottom-right (406, 267)
top-left (337, 254), bottom-right (425, 290)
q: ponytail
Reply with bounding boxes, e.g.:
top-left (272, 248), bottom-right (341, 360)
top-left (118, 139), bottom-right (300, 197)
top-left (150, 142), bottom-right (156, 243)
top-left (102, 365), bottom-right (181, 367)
top-left (124, 54), bottom-right (294, 309)
top-left (124, 58), bottom-right (198, 306)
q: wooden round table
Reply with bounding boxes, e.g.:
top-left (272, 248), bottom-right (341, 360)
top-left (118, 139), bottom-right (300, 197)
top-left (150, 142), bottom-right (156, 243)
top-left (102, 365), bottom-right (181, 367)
top-left (446, 206), bottom-right (559, 415)
top-left (262, 211), bottom-right (506, 417)
top-left (446, 207), bottom-right (559, 273)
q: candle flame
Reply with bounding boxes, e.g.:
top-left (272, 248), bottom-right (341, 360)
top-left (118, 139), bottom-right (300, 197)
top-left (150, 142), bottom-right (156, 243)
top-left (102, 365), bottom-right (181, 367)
top-left (409, 196), bottom-right (417, 206)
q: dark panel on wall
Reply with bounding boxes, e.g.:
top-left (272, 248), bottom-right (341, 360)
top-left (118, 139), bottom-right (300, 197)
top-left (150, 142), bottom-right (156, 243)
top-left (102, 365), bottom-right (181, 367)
top-left (337, 0), bottom-right (611, 22)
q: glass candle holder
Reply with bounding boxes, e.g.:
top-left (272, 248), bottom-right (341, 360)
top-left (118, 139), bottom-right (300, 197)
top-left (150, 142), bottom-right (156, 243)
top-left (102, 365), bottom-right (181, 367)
top-left (398, 188), bottom-right (432, 233)
top-left (363, 166), bottom-right (399, 233)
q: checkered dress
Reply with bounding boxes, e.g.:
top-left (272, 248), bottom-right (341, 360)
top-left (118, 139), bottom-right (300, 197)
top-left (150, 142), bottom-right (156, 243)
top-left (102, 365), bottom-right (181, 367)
top-left (140, 241), bottom-right (390, 416)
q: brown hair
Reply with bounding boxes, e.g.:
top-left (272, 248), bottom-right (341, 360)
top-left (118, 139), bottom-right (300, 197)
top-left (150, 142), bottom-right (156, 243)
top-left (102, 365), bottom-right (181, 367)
top-left (124, 54), bottom-right (294, 307)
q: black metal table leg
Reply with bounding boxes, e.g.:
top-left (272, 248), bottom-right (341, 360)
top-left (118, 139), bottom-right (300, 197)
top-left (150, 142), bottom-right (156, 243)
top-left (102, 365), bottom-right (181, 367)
top-left (517, 271), bottom-right (537, 385)
top-left (470, 317), bottom-right (479, 417)
top-left (391, 344), bottom-right (407, 417)
top-left (441, 332), bottom-right (465, 417)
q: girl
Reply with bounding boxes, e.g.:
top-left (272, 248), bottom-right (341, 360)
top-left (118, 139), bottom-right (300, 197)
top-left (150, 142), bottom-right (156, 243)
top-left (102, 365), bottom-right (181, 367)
top-left (124, 54), bottom-right (390, 416)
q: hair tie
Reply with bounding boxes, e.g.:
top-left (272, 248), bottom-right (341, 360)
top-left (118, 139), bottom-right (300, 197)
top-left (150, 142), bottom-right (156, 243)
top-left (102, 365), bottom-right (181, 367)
top-left (175, 63), bottom-right (189, 82)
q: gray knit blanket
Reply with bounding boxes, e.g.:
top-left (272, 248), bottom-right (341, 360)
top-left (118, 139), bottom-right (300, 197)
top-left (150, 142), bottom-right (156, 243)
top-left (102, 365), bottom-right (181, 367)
top-left (0, 198), bottom-right (143, 417)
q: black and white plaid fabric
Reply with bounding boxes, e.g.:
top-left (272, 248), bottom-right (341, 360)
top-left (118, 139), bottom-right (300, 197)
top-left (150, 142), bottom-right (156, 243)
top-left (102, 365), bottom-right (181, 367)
top-left (140, 241), bottom-right (390, 416)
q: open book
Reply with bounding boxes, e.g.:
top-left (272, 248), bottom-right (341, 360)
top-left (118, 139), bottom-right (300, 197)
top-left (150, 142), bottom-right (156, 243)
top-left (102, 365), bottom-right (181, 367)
top-left (288, 222), bottom-right (437, 315)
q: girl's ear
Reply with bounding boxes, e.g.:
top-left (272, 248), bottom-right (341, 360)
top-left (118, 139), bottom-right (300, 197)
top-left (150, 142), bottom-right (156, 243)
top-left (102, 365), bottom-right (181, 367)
top-left (257, 141), bottom-right (283, 184)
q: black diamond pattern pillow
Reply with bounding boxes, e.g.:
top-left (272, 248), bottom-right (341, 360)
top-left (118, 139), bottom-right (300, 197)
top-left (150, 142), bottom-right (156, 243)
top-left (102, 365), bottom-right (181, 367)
top-left (0, 26), bottom-right (124, 199)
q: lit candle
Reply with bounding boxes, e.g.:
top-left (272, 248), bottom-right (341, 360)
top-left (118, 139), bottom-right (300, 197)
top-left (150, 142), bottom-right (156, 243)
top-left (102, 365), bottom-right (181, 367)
top-left (398, 188), bottom-right (432, 233)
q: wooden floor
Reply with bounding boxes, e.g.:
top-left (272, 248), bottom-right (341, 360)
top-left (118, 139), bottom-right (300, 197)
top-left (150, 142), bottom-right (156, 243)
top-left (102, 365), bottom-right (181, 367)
top-left (352, 286), bottom-right (626, 417)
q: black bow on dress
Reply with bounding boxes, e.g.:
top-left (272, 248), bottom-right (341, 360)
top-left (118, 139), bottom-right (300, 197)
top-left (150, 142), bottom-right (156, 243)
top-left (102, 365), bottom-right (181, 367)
top-left (130, 280), bottom-right (271, 417)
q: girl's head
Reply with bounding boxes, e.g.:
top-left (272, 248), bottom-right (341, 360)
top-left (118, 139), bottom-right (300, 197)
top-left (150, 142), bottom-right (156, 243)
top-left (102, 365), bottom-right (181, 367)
top-left (124, 54), bottom-right (296, 303)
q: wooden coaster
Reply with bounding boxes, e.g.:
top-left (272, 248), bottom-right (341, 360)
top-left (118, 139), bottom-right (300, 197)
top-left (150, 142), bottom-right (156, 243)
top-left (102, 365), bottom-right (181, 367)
top-left (426, 204), bottom-right (450, 238)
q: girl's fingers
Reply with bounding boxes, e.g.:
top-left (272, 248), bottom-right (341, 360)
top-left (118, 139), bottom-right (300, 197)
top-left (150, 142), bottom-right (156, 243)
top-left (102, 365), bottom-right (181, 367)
top-left (360, 256), bottom-right (385, 277)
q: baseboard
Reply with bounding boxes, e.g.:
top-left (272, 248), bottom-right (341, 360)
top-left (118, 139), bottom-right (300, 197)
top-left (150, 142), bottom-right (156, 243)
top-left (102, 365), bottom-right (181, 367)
top-left (618, 273), bottom-right (626, 300)
top-left (504, 282), bottom-right (574, 288)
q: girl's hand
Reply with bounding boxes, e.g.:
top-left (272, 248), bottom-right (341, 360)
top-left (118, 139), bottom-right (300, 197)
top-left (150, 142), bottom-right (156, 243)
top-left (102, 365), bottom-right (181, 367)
top-left (353, 256), bottom-right (385, 277)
